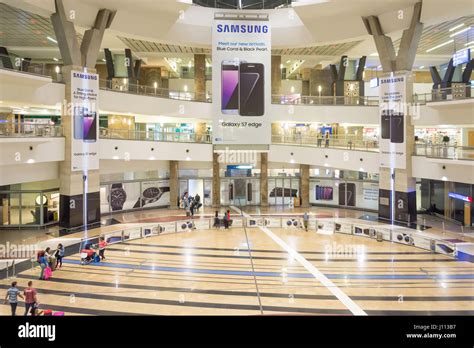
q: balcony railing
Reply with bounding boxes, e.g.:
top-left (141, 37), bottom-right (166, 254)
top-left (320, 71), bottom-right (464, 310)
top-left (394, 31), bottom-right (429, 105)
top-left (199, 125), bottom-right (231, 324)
top-left (0, 53), bottom-right (63, 82)
top-left (99, 127), bottom-right (212, 143)
top-left (100, 79), bottom-right (210, 102)
top-left (414, 143), bottom-right (474, 161)
top-left (271, 94), bottom-right (379, 106)
top-left (0, 122), bottom-right (62, 137)
top-left (414, 85), bottom-right (473, 104)
top-left (271, 134), bottom-right (379, 151)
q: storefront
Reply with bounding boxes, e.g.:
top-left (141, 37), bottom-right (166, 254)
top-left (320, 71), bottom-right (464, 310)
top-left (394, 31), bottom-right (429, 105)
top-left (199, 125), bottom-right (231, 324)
top-left (420, 179), bottom-right (473, 227)
top-left (309, 167), bottom-right (379, 211)
top-left (0, 188), bottom-right (60, 227)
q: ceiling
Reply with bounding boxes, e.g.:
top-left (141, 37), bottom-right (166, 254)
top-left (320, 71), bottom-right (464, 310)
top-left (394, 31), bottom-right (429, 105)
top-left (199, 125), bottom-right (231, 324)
top-left (394, 16), bottom-right (474, 55)
top-left (0, 0), bottom-right (472, 71)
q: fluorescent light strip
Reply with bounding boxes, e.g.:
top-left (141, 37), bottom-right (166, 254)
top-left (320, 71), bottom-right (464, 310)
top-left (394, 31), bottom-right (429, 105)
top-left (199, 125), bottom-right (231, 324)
top-left (448, 23), bottom-right (464, 32)
top-left (47, 36), bottom-right (57, 44)
top-left (426, 39), bottom-right (454, 52)
top-left (464, 41), bottom-right (474, 46)
top-left (450, 27), bottom-right (471, 38)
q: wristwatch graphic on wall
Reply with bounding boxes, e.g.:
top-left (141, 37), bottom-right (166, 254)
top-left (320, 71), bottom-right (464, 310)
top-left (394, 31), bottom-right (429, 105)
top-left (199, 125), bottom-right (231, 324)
top-left (109, 183), bottom-right (127, 211)
top-left (133, 186), bottom-right (170, 209)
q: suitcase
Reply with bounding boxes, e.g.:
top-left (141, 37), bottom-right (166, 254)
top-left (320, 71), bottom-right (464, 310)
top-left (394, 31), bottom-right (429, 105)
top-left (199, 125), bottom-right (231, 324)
top-left (44, 309), bottom-right (53, 316)
top-left (44, 266), bottom-right (52, 280)
top-left (53, 311), bottom-right (65, 316)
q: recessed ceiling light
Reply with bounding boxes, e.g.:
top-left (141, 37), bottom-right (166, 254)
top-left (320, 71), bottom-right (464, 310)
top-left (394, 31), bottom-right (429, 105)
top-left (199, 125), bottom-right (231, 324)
top-left (426, 39), bottom-right (454, 53)
top-left (53, 58), bottom-right (58, 62)
top-left (419, 66), bottom-right (425, 69)
top-left (370, 52), bottom-right (379, 56)
top-left (46, 36), bottom-right (57, 44)
top-left (448, 23), bottom-right (464, 32)
top-left (449, 27), bottom-right (471, 38)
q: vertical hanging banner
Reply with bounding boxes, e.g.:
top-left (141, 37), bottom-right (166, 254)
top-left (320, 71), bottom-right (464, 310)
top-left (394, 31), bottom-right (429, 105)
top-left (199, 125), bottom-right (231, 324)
top-left (379, 74), bottom-right (410, 169)
top-left (212, 13), bottom-right (271, 145)
top-left (71, 70), bottom-right (99, 171)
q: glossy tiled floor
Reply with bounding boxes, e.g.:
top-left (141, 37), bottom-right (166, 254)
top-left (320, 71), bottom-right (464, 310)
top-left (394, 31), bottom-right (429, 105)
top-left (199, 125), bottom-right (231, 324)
top-left (1, 205), bottom-right (473, 316)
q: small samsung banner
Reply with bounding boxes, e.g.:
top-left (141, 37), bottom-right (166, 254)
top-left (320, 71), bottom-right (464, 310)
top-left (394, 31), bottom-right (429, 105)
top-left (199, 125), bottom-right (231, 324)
top-left (71, 70), bottom-right (99, 171)
top-left (212, 15), bottom-right (271, 144)
top-left (379, 74), bottom-right (409, 169)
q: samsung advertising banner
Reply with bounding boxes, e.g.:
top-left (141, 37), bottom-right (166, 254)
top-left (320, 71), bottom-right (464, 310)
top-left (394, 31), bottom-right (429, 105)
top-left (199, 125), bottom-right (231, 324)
top-left (71, 70), bottom-right (99, 171)
top-left (379, 74), bottom-right (409, 169)
top-left (212, 15), bottom-right (271, 145)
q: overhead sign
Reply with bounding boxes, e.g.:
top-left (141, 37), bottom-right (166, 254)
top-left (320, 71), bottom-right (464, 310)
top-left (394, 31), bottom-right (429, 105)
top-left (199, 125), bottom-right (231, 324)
top-left (448, 192), bottom-right (472, 203)
top-left (70, 71), bottom-right (99, 171)
top-left (379, 74), bottom-right (409, 169)
top-left (212, 15), bottom-right (271, 145)
top-left (453, 48), bottom-right (471, 66)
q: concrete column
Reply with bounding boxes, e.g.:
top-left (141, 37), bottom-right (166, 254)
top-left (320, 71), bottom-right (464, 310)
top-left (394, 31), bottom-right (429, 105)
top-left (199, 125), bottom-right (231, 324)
top-left (169, 160), bottom-right (179, 209)
top-left (363, 3), bottom-right (422, 225)
top-left (309, 68), bottom-right (332, 96)
top-left (271, 55), bottom-right (282, 96)
top-left (142, 67), bottom-right (161, 88)
top-left (444, 181), bottom-right (455, 220)
top-left (260, 152), bottom-right (268, 207)
top-left (194, 54), bottom-right (206, 101)
top-left (59, 65), bottom-right (101, 229)
top-left (195, 122), bottom-right (207, 143)
top-left (300, 164), bottom-right (310, 208)
top-left (212, 152), bottom-right (220, 208)
top-left (51, 0), bottom-right (115, 229)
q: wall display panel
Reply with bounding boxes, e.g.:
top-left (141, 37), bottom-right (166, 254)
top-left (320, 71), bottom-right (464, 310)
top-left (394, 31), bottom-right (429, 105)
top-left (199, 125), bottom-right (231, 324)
top-left (99, 185), bottom-right (110, 214)
top-left (123, 227), bottom-right (142, 241)
top-left (264, 217), bottom-right (281, 228)
top-left (334, 222), bottom-right (353, 234)
top-left (137, 180), bottom-right (170, 209)
top-left (309, 179), bottom-right (339, 206)
top-left (159, 222), bottom-right (177, 234)
top-left (106, 182), bottom-right (140, 211)
top-left (316, 220), bottom-right (335, 234)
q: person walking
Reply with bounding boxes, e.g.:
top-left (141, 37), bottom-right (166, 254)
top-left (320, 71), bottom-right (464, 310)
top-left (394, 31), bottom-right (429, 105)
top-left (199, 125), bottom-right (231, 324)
top-left (4, 281), bottom-right (24, 316)
top-left (99, 237), bottom-right (108, 261)
top-left (194, 193), bottom-right (201, 212)
top-left (324, 131), bottom-right (330, 148)
top-left (317, 131), bottom-right (322, 147)
top-left (213, 211), bottom-right (220, 228)
top-left (38, 251), bottom-right (48, 280)
top-left (55, 243), bottom-right (65, 269)
top-left (23, 281), bottom-right (37, 316)
top-left (303, 212), bottom-right (309, 231)
top-left (223, 211), bottom-right (229, 229)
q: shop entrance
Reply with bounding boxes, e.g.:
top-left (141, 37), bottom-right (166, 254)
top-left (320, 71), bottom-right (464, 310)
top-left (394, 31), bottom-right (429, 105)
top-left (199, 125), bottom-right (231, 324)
top-left (221, 178), bottom-right (260, 206)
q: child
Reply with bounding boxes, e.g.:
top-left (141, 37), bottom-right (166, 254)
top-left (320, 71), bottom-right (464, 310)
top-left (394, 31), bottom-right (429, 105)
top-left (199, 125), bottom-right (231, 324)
top-left (99, 237), bottom-right (108, 261)
top-left (55, 243), bottom-right (65, 269)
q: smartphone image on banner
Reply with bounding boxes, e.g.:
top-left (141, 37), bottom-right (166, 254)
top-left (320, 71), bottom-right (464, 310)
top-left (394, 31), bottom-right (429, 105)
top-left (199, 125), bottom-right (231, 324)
top-left (381, 109), bottom-right (391, 140)
top-left (221, 61), bottom-right (239, 115)
top-left (74, 107), bottom-right (97, 142)
top-left (239, 63), bottom-right (264, 116)
top-left (390, 112), bottom-right (404, 143)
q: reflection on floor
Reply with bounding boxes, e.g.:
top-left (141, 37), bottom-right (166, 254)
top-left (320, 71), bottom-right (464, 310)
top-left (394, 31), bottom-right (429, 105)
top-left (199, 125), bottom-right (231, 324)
top-left (1, 207), bottom-right (473, 315)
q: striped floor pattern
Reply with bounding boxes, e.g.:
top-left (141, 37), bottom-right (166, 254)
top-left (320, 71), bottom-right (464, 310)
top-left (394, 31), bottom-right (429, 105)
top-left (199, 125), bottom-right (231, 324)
top-left (1, 227), bottom-right (473, 316)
